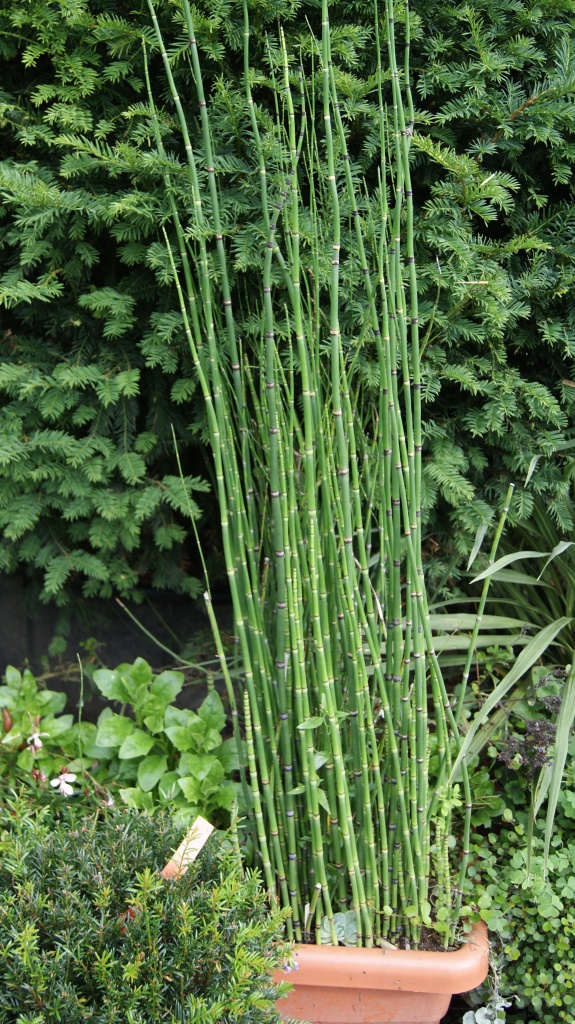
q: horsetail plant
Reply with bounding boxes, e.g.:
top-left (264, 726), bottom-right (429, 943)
top-left (145, 0), bottom-right (539, 948)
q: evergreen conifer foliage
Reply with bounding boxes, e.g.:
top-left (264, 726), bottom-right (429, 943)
top-left (0, 0), bottom-right (574, 618)
top-left (0, 0), bottom-right (219, 615)
top-left (410, 0), bottom-right (575, 553)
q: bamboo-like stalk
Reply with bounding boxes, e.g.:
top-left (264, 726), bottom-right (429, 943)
top-left (146, 0), bottom-right (495, 949)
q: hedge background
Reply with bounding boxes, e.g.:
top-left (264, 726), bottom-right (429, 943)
top-left (1, 0), bottom-right (574, 649)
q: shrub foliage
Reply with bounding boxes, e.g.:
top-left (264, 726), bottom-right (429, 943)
top-left (0, 806), bottom-right (292, 1023)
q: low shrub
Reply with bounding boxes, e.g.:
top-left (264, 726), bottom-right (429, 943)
top-left (0, 804), bottom-right (293, 1024)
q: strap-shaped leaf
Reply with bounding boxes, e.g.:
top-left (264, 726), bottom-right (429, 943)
top-left (450, 617), bottom-right (571, 781)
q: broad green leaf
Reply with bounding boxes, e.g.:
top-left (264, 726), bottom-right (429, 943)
top-left (164, 706), bottom-right (192, 728)
top-left (198, 690), bottom-right (226, 732)
top-left (95, 713), bottom-right (134, 748)
top-left (92, 669), bottom-right (130, 702)
top-left (16, 748), bottom-right (35, 771)
top-left (137, 753), bottom-right (168, 792)
top-left (176, 752), bottom-right (219, 780)
top-left (151, 670), bottom-right (184, 703)
top-left (35, 690), bottom-right (67, 715)
top-left (124, 658), bottom-right (153, 688)
top-left (194, 725), bottom-right (222, 752)
top-left (177, 775), bottom-right (202, 803)
top-left (70, 721), bottom-right (97, 744)
top-left (143, 713), bottom-right (165, 735)
top-left (63, 757), bottom-right (95, 772)
top-left (158, 770), bottom-right (180, 802)
top-left (119, 786), bottom-right (154, 812)
top-left (141, 693), bottom-right (169, 723)
top-left (82, 735), bottom-right (115, 760)
top-left (215, 737), bottom-right (243, 772)
top-left (215, 780), bottom-right (238, 810)
top-left (42, 714), bottom-right (74, 738)
top-left (21, 669), bottom-right (38, 700)
top-left (164, 725), bottom-right (194, 752)
top-left (450, 617), bottom-right (571, 781)
top-left (118, 729), bottom-right (156, 759)
top-left (0, 686), bottom-right (19, 711)
top-left (4, 666), bottom-right (21, 688)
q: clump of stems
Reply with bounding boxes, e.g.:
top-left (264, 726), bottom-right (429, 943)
top-left (147, 0), bottom-right (478, 948)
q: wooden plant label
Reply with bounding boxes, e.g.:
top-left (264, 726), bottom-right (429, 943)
top-left (161, 816), bottom-right (214, 879)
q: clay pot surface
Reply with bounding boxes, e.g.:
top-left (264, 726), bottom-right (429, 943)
top-left (275, 921), bottom-right (489, 1024)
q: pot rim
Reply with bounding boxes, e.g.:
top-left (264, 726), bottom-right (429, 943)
top-left (277, 921), bottom-right (489, 995)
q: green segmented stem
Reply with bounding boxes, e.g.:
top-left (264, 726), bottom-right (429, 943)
top-left (149, 0), bottom-right (481, 948)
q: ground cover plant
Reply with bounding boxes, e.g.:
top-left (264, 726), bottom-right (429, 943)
top-left (0, 803), bottom-right (292, 1023)
top-left (463, 733), bottom-right (575, 1024)
top-left (0, 0), bottom-right (574, 626)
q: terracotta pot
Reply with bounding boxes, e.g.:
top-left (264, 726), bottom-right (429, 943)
top-left (274, 922), bottom-right (489, 1024)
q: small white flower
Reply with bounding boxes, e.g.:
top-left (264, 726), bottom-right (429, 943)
top-left (27, 730), bottom-right (49, 751)
top-left (50, 772), bottom-right (77, 797)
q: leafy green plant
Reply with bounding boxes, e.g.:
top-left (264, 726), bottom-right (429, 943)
top-left (0, 803), bottom-right (292, 1024)
top-left (0, 659), bottom-right (241, 826)
top-left (90, 657), bottom-right (240, 825)
top-left (466, 773), bottom-right (575, 1024)
top-left (0, 664), bottom-right (92, 795)
top-left (487, 493), bottom-right (575, 658)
